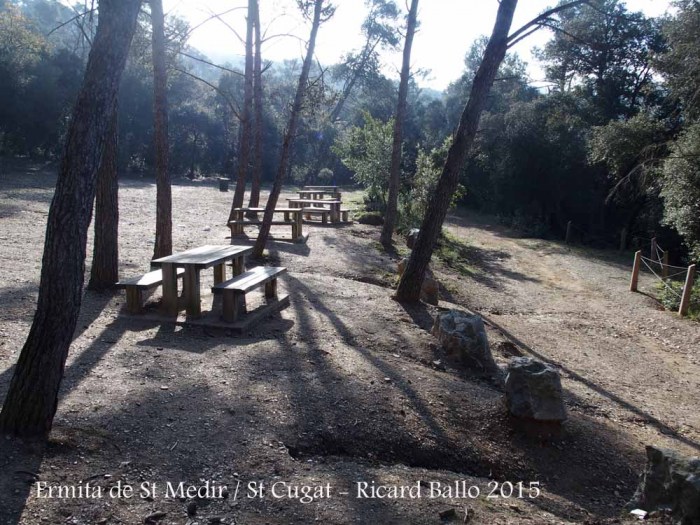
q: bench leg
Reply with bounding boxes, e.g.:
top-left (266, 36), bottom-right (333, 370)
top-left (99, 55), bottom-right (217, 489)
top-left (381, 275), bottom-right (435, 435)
top-left (291, 223), bottom-right (298, 240)
top-left (214, 263), bottom-right (226, 285)
top-left (322, 213), bottom-right (327, 225)
top-left (284, 212), bottom-right (290, 221)
top-left (222, 291), bottom-right (246, 322)
top-left (265, 278), bottom-right (278, 299)
top-left (342, 211), bottom-right (348, 222)
top-left (125, 288), bottom-right (143, 314)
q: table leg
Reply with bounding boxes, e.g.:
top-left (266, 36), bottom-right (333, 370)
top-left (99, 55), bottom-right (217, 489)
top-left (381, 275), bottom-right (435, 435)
top-left (183, 265), bottom-right (201, 318)
top-left (231, 256), bottom-right (245, 276)
top-left (214, 263), bottom-right (226, 284)
top-left (161, 263), bottom-right (179, 316)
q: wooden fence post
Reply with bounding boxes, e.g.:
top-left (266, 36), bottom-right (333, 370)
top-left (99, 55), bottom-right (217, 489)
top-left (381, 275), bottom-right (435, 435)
top-left (651, 237), bottom-right (658, 261)
top-left (662, 252), bottom-right (669, 279)
top-left (679, 264), bottom-right (696, 317)
top-left (619, 228), bottom-right (627, 252)
top-left (565, 221), bottom-right (572, 245)
top-left (630, 250), bottom-right (642, 292)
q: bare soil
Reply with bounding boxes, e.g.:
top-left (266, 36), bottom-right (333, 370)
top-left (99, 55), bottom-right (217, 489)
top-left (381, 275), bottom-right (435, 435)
top-left (0, 162), bottom-right (698, 525)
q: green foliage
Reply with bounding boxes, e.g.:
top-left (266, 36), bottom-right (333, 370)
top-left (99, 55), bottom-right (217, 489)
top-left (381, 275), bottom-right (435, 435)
top-left (538, 0), bottom-right (665, 122)
top-left (434, 230), bottom-right (477, 277)
top-left (656, 279), bottom-right (700, 320)
top-left (660, 123), bottom-right (700, 260)
top-left (333, 111), bottom-right (393, 205)
top-left (655, 0), bottom-right (700, 120)
top-left (397, 136), bottom-right (464, 232)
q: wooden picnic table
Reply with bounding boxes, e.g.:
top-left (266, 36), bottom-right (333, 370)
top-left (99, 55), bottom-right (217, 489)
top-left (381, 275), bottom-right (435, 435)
top-left (286, 198), bottom-right (342, 222)
top-left (229, 207), bottom-right (304, 242)
top-left (298, 189), bottom-right (341, 200)
top-left (152, 244), bottom-right (252, 318)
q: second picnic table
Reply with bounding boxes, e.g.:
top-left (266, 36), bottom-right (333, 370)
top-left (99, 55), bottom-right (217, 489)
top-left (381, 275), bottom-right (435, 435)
top-left (152, 244), bottom-right (252, 318)
top-left (286, 198), bottom-right (342, 222)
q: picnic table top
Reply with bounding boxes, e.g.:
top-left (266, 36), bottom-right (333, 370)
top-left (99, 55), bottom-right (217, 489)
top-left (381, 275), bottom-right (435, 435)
top-left (231, 207), bottom-right (302, 213)
top-left (152, 245), bottom-right (251, 267)
top-left (303, 185), bottom-right (338, 189)
top-left (286, 198), bottom-right (341, 204)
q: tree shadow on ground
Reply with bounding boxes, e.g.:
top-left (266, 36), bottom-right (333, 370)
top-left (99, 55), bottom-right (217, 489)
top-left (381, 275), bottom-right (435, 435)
top-left (482, 312), bottom-right (700, 454)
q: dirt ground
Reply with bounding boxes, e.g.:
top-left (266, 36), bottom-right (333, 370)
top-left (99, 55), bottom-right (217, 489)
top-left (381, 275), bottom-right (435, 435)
top-left (0, 162), bottom-right (698, 525)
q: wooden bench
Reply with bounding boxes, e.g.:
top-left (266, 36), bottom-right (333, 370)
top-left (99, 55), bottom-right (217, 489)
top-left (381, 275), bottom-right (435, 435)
top-left (229, 207), bottom-right (304, 242)
top-left (116, 268), bottom-right (185, 314)
top-left (301, 207), bottom-right (350, 223)
top-left (212, 266), bottom-right (287, 323)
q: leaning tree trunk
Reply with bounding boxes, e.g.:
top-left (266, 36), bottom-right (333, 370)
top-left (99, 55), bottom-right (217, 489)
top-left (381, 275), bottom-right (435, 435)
top-left (88, 108), bottom-right (119, 291)
top-left (395, 0), bottom-right (518, 301)
top-left (247, 0), bottom-right (264, 216)
top-left (230, 0), bottom-right (255, 220)
top-left (252, 0), bottom-right (326, 258)
top-left (380, 0), bottom-right (419, 246)
top-left (151, 0), bottom-right (172, 259)
top-left (0, 0), bottom-right (142, 438)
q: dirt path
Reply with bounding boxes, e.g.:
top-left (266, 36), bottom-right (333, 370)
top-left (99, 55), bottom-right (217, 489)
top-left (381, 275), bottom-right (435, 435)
top-left (439, 213), bottom-right (700, 456)
top-left (0, 165), bottom-right (698, 525)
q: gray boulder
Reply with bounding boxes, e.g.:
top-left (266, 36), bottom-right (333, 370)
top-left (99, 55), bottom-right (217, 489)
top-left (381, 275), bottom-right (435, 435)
top-left (628, 445), bottom-right (700, 525)
top-left (406, 228), bottom-right (420, 249)
top-left (397, 258), bottom-right (439, 305)
top-left (505, 357), bottom-right (566, 422)
top-left (432, 310), bottom-right (497, 372)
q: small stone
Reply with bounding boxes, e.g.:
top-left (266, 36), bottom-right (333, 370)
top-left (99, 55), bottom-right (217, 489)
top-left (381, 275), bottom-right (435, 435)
top-left (438, 508), bottom-right (456, 519)
top-left (186, 501), bottom-right (197, 516)
top-left (406, 228), bottom-right (420, 249)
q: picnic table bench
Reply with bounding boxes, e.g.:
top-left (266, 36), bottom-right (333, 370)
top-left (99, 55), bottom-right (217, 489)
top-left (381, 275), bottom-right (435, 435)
top-left (116, 267), bottom-right (185, 314)
top-left (228, 207), bottom-right (306, 242)
top-left (286, 198), bottom-right (344, 222)
top-left (212, 266), bottom-right (288, 323)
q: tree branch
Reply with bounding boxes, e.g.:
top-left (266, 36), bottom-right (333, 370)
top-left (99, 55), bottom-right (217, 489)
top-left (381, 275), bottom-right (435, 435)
top-left (507, 0), bottom-right (589, 45)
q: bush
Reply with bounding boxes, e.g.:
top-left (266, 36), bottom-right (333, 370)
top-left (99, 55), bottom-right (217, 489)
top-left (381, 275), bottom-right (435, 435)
top-left (656, 279), bottom-right (700, 319)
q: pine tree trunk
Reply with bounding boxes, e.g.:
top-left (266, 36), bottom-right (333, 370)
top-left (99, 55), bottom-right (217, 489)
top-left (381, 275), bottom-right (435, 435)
top-left (151, 0), bottom-right (172, 259)
top-left (88, 108), bottom-right (119, 291)
top-left (381, 0), bottom-right (419, 246)
top-left (230, 0), bottom-right (255, 219)
top-left (395, 0), bottom-right (518, 302)
top-left (247, 0), bottom-right (263, 215)
top-left (0, 0), bottom-right (141, 438)
top-left (252, 0), bottom-right (326, 259)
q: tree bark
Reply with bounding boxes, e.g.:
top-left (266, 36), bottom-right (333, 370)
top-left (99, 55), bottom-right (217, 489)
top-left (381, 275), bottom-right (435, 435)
top-left (0, 0), bottom-right (141, 438)
top-left (151, 0), bottom-right (172, 259)
top-left (395, 0), bottom-right (518, 301)
top-left (252, 0), bottom-right (327, 258)
top-left (230, 0), bottom-right (255, 219)
top-left (380, 0), bottom-right (419, 245)
top-left (247, 0), bottom-right (263, 216)
top-left (88, 107), bottom-right (119, 291)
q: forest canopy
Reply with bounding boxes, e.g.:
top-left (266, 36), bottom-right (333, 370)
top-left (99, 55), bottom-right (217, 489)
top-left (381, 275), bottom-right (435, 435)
top-left (1, 0), bottom-right (699, 261)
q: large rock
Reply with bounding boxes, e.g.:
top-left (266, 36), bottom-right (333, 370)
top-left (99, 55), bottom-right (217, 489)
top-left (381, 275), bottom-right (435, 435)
top-left (431, 310), bottom-right (497, 372)
top-left (406, 228), bottom-right (420, 249)
top-left (397, 258), bottom-right (439, 305)
top-left (505, 357), bottom-right (566, 422)
top-left (628, 446), bottom-right (700, 525)
top-left (357, 212), bottom-right (384, 225)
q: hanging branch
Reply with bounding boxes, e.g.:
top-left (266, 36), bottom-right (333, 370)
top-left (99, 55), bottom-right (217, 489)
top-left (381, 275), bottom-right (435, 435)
top-left (47, 8), bottom-right (96, 37)
top-left (507, 0), bottom-right (589, 48)
top-left (172, 67), bottom-right (242, 120)
top-left (177, 51), bottom-right (245, 77)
